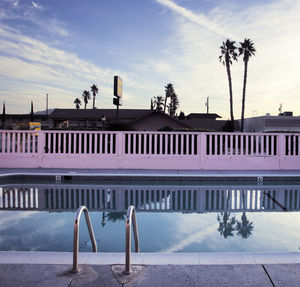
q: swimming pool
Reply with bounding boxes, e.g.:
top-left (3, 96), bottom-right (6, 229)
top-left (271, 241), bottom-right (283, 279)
top-left (0, 181), bottom-right (300, 253)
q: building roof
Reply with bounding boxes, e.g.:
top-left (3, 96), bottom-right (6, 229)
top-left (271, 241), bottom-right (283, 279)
top-left (186, 113), bottom-right (221, 119)
top-left (50, 108), bottom-right (151, 120)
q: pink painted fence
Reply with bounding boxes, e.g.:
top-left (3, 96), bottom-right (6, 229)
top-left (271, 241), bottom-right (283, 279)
top-left (0, 130), bottom-right (299, 170)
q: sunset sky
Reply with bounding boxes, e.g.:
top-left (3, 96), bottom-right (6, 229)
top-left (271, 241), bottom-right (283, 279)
top-left (0, 0), bottom-right (299, 119)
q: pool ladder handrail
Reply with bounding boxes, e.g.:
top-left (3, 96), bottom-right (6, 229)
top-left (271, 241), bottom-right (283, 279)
top-left (123, 205), bottom-right (140, 275)
top-left (72, 205), bottom-right (97, 273)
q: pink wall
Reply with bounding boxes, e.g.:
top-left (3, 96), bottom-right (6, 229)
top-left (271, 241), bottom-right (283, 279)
top-left (0, 130), bottom-right (299, 170)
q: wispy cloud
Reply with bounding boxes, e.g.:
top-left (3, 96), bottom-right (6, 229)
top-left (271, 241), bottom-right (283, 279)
top-left (155, 0), bottom-right (236, 39)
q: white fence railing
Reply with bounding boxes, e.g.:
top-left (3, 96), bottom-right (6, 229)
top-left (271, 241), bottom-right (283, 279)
top-left (0, 130), bottom-right (299, 169)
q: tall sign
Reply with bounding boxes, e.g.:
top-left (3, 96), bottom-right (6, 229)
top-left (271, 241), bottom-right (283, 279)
top-left (113, 76), bottom-right (123, 119)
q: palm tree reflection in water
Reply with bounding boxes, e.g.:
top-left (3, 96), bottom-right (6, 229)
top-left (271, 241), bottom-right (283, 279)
top-left (217, 212), bottom-right (236, 238)
top-left (101, 211), bottom-right (126, 228)
top-left (236, 212), bottom-right (254, 239)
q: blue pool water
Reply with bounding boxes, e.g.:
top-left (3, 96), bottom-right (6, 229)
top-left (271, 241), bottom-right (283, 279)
top-left (0, 182), bottom-right (300, 253)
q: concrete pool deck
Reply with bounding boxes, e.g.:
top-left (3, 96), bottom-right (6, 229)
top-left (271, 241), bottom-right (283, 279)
top-left (0, 251), bottom-right (300, 286)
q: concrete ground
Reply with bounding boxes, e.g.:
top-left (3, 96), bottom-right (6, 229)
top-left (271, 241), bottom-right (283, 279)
top-left (0, 252), bottom-right (300, 287)
top-left (1, 263), bottom-right (300, 287)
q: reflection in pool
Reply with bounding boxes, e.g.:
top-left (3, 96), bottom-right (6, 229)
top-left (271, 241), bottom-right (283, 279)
top-left (0, 183), bottom-right (300, 253)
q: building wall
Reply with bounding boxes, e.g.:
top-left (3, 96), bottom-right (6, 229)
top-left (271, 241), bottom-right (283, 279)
top-left (244, 116), bottom-right (300, 132)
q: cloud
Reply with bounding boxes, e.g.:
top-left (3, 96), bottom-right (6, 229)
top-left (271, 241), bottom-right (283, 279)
top-left (155, 0), bottom-right (236, 39)
top-left (0, 23), bottom-right (153, 112)
top-left (162, 224), bottom-right (216, 252)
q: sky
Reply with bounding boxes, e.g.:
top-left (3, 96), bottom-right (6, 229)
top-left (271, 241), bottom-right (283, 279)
top-left (0, 0), bottom-right (300, 119)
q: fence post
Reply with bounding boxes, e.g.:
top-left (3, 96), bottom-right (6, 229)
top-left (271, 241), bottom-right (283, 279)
top-left (278, 134), bottom-right (285, 169)
top-left (199, 133), bottom-right (206, 169)
top-left (116, 132), bottom-right (124, 168)
top-left (37, 131), bottom-right (46, 168)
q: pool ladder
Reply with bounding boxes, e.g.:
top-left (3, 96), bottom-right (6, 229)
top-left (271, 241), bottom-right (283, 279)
top-left (71, 205), bottom-right (139, 274)
top-left (71, 206), bottom-right (97, 273)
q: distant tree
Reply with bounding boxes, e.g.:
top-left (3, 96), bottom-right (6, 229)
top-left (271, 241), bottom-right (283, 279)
top-left (150, 98), bottom-right (154, 110)
top-left (178, 111), bottom-right (185, 120)
top-left (30, 101), bottom-right (34, 122)
top-left (217, 212), bottom-right (236, 238)
top-left (1, 101), bottom-right (6, 126)
top-left (82, 90), bottom-right (91, 109)
top-left (153, 96), bottom-right (164, 111)
top-left (164, 83), bottom-right (174, 113)
top-left (168, 92), bottom-right (179, 117)
top-left (219, 39), bottom-right (238, 131)
top-left (236, 212), bottom-right (254, 239)
top-left (239, 39), bottom-right (256, 132)
top-left (74, 98), bottom-right (81, 109)
top-left (90, 84), bottom-right (99, 109)
top-left (222, 120), bottom-right (234, 132)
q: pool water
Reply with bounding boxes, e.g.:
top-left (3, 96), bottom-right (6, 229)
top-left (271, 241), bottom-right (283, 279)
top-left (0, 182), bottom-right (300, 253)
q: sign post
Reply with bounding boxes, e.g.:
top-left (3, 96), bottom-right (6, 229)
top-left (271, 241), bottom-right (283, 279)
top-left (113, 76), bottom-right (123, 120)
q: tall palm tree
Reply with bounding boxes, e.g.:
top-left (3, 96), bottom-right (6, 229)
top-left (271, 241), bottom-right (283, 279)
top-left (2, 101), bottom-right (6, 125)
top-left (219, 39), bottom-right (238, 131)
top-left (239, 39), bottom-right (256, 132)
top-left (74, 98), bottom-right (81, 109)
top-left (168, 92), bottom-right (179, 117)
top-left (164, 83), bottom-right (174, 113)
top-left (90, 84), bottom-right (99, 109)
top-left (30, 100), bottom-right (34, 122)
top-left (82, 90), bottom-right (91, 109)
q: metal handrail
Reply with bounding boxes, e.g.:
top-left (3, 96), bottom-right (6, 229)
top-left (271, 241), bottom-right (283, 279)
top-left (71, 206), bottom-right (97, 273)
top-left (123, 205), bottom-right (140, 275)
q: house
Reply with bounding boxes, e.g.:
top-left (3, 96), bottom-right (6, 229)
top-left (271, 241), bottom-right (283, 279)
top-left (243, 112), bottom-right (300, 132)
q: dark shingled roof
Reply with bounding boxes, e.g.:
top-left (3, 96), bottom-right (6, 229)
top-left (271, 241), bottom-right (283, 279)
top-left (186, 113), bottom-right (221, 119)
top-left (50, 109), bottom-right (151, 120)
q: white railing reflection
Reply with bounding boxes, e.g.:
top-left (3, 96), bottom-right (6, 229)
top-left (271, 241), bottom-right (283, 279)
top-left (1, 184), bottom-right (300, 213)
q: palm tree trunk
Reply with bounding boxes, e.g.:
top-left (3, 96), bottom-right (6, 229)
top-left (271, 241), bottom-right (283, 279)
top-left (93, 94), bottom-right (95, 109)
top-left (163, 97), bottom-right (167, 113)
top-left (241, 60), bottom-right (248, 132)
top-left (226, 60), bottom-right (234, 131)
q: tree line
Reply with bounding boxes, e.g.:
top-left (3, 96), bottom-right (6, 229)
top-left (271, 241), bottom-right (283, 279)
top-left (219, 38), bottom-right (256, 132)
top-left (74, 84), bottom-right (99, 109)
top-left (152, 83), bottom-right (180, 117)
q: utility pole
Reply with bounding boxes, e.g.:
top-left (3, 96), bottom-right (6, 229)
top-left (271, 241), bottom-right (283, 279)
top-left (205, 97), bottom-right (209, 114)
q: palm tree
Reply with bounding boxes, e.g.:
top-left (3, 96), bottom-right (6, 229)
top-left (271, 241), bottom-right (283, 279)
top-left (219, 39), bottom-right (238, 131)
top-left (90, 84), bottom-right (99, 109)
top-left (74, 98), bottom-right (81, 109)
top-left (236, 212), bottom-right (254, 239)
top-left (217, 212), bottom-right (236, 238)
top-left (153, 96), bottom-right (164, 111)
top-left (82, 90), bottom-right (91, 109)
top-left (30, 100), bottom-right (34, 122)
top-left (168, 92), bottom-right (179, 117)
top-left (164, 83), bottom-right (174, 113)
top-left (2, 101), bottom-right (6, 126)
top-left (239, 39), bottom-right (256, 132)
